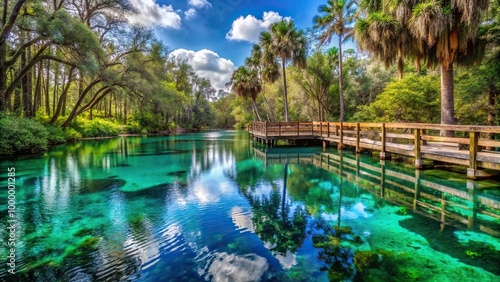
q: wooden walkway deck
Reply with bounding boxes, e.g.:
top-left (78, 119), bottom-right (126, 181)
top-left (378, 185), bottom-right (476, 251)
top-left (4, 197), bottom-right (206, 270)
top-left (250, 121), bottom-right (500, 179)
top-left (252, 148), bottom-right (500, 237)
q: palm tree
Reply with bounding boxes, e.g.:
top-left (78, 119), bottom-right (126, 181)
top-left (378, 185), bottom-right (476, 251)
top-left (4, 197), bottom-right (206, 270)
top-left (356, 0), bottom-right (489, 134)
top-left (314, 0), bottom-right (357, 122)
top-left (231, 66), bottom-right (262, 121)
top-left (246, 44), bottom-right (280, 121)
top-left (259, 19), bottom-right (307, 122)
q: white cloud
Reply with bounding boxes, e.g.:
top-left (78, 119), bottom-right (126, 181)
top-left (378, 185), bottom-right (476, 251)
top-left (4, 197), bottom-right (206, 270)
top-left (188, 0), bottom-right (212, 8)
top-left (184, 8), bottom-right (197, 19)
top-left (128, 0), bottom-right (181, 29)
top-left (226, 11), bottom-right (289, 43)
top-left (169, 49), bottom-right (235, 90)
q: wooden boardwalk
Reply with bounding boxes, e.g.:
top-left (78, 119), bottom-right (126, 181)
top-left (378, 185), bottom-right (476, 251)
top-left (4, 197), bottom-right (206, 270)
top-left (252, 148), bottom-right (500, 237)
top-left (250, 121), bottom-right (500, 179)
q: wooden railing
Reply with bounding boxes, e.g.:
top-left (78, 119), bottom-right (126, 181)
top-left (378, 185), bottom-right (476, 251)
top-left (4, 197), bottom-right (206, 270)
top-left (250, 121), bottom-right (500, 179)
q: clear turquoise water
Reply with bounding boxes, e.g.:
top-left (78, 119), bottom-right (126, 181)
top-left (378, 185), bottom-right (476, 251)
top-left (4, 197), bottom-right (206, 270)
top-left (0, 131), bottom-right (499, 281)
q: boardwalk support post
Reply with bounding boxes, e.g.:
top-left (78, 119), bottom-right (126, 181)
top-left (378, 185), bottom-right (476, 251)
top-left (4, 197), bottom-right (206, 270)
top-left (356, 123), bottom-right (360, 153)
top-left (338, 122), bottom-right (344, 150)
top-left (380, 123), bottom-right (391, 160)
top-left (467, 132), bottom-right (479, 179)
top-left (414, 128), bottom-right (423, 168)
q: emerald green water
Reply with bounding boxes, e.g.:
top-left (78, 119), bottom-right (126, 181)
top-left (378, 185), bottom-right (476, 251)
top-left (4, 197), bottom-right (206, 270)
top-left (1, 131), bottom-right (499, 281)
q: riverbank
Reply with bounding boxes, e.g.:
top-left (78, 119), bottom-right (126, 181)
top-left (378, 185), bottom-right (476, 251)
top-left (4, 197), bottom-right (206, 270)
top-left (0, 114), bottom-right (233, 157)
top-left (0, 115), bottom-right (175, 157)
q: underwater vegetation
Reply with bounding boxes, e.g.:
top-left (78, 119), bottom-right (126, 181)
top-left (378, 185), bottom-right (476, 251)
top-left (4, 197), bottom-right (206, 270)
top-left (310, 219), bottom-right (437, 282)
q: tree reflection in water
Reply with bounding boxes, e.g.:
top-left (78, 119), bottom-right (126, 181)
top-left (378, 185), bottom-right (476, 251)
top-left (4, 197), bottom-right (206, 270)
top-left (249, 190), bottom-right (307, 255)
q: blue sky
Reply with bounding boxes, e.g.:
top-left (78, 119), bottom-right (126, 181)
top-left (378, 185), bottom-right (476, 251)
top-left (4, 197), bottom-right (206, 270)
top-left (128, 0), bottom-right (333, 89)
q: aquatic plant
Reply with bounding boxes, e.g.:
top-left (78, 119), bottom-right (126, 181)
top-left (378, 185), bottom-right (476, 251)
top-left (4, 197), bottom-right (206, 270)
top-left (354, 251), bottom-right (382, 271)
top-left (465, 250), bottom-right (482, 258)
top-left (397, 206), bottom-right (408, 215)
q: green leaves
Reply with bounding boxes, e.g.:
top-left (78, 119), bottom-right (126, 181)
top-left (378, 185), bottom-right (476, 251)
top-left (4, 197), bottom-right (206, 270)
top-left (352, 74), bottom-right (440, 122)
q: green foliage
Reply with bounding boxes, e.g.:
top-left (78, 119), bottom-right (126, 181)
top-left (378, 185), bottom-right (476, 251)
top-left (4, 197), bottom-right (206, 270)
top-left (352, 74), bottom-right (440, 122)
top-left (44, 124), bottom-right (67, 145)
top-left (69, 117), bottom-right (121, 138)
top-left (131, 111), bottom-right (174, 134)
top-left (0, 115), bottom-right (49, 155)
top-left (124, 121), bottom-right (147, 135)
top-left (63, 128), bottom-right (82, 141)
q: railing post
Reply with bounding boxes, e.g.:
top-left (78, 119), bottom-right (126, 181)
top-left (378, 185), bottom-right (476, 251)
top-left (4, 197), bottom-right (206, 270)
top-left (467, 131), bottom-right (479, 179)
top-left (414, 128), bottom-right (423, 168)
top-left (380, 123), bottom-right (391, 160)
top-left (320, 122), bottom-right (323, 137)
top-left (356, 123), bottom-right (360, 153)
top-left (338, 122), bottom-right (344, 150)
top-left (327, 122), bottom-right (330, 138)
top-left (278, 122), bottom-right (281, 137)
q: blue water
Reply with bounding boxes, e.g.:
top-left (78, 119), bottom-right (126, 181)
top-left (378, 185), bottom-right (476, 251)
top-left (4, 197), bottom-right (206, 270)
top-left (0, 131), bottom-right (499, 281)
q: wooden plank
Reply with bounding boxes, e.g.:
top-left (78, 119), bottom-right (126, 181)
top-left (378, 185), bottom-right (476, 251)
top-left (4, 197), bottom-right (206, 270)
top-left (421, 153), bottom-right (469, 166)
top-left (478, 139), bottom-right (500, 148)
top-left (386, 133), bottom-right (414, 139)
top-left (421, 135), bottom-right (469, 144)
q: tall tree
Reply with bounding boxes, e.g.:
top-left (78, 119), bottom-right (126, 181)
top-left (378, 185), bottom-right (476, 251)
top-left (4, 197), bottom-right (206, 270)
top-left (246, 44), bottom-right (280, 121)
top-left (356, 0), bottom-right (489, 134)
top-left (260, 19), bottom-right (307, 122)
top-left (314, 0), bottom-right (357, 122)
top-left (231, 66), bottom-right (262, 121)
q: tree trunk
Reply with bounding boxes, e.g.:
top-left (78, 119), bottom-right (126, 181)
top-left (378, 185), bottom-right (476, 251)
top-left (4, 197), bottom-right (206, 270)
top-left (0, 43), bottom-right (6, 112)
top-left (252, 98), bottom-right (262, 121)
top-left (440, 63), bottom-right (455, 136)
top-left (50, 67), bottom-right (74, 124)
top-left (45, 58), bottom-right (50, 115)
top-left (13, 87), bottom-right (21, 116)
top-left (281, 57), bottom-right (289, 122)
top-left (123, 97), bottom-right (127, 124)
top-left (21, 43), bottom-right (32, 117)
top-left (52, 62), bottom-right (59, 114)
top-left (34, 61), bottom-right (42, 114)
top-left (282, 162), bottom-right (288, 214)
top-left (338, 35), bottom-right (345, 122)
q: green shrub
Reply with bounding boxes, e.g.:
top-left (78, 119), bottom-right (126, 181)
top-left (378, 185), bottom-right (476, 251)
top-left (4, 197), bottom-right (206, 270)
top-left (0, 115), bottom-right (49, 155)
top-left (124, 121), bottom-right (147, 134)
top-left (64, 128), bottom-right (82, 141)
top-left (69, 117), bottom-right (121, 138)
top-left (44, 124), bottom-right (67, 145)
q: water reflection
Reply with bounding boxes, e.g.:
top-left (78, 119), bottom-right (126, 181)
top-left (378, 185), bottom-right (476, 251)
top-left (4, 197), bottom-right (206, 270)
top-left (253, 147), bottom-right (500, 238)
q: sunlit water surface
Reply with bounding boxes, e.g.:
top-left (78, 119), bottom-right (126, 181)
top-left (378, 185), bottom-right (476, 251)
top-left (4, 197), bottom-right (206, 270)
top-left (0, 131), bottom-right (499, 281)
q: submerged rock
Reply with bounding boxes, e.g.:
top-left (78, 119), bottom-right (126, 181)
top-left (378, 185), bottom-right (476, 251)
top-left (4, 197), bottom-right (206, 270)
top-left (78, 179), bottom-right (126, 194)
top-left (121, 183), bottom-right (171, 199)
top-left (167, 170), bottom-right (188, 177)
